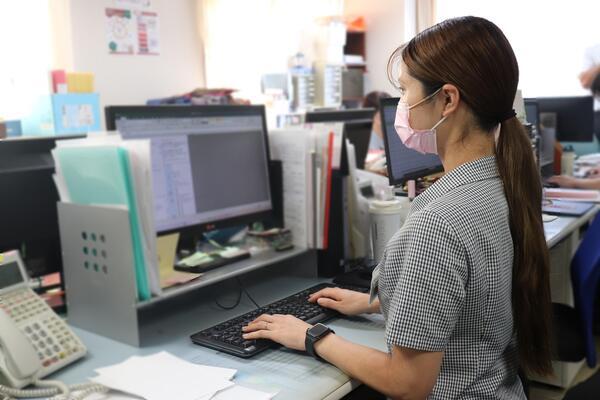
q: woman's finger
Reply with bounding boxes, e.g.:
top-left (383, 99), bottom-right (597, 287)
top-left (309, 287), bottom-right (342, 302)
top-left (242, 329), bottom-right (274, 340)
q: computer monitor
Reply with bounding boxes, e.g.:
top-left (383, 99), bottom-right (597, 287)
top-left (305, 108), bottom-right (375, 169)
top-left (535, 96), bottom-right (594, 142)
top-left (525, 98), bottom-right (554, 170)
top-left (380, 97), bottom-right (443, 185)
top-left (0, 135), bottom-right (83, 278)
top-left (304, 108), bottom-right (375, 123)
top-left (105, 105), bottom-right (273, 234)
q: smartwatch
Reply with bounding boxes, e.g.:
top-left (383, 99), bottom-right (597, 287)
top-left (305, 323), bottom-right (334, 360)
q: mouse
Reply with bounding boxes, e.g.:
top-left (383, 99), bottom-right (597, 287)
top-left (543, 182), bottom-right (559, 189)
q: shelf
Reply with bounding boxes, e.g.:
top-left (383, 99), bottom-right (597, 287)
top-left (137, 247), bottom-right (310, 309)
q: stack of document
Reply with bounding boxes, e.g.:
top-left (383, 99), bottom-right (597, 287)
top-left (269, 123), bottom-right (344, 250)
top-left (89, 352), bottom-right (276, 400)
top-left (52, 133), bottom-right (160, 300)
top-left (544, 187), bottom-right (600, 203)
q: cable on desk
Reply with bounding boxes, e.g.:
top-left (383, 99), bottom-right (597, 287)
top-left (236, 276), bottom-right (261, 309)
top-left (214, 285), bottom-right (243, 310)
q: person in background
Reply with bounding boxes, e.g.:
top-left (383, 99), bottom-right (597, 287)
top-left (547, 174), bottom-right (600, 190)
top-left (579, 44), bottom-right (600, 91)
top-left (548, 45), bottom-right (600, 189)
top-left (582, 43), bottom-right (600, 139)
top-left (363, 91), bottom-right (391, 151)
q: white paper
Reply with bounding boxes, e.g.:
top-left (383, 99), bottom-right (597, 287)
top-left (269, 128), bottom-right (313, 248)
top-left (329, 123), bottom-right (344, 169)
top-left (544, 187), bottom-right (600, 203)
top-left (52, 173), bottom-right (70, 203)
top-left (91, 352), bottom-right (235, 400)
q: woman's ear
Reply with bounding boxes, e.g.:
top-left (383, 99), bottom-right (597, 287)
top-left (440, 83), bottom-right (460, 117)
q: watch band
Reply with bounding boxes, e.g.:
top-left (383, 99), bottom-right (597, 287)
top-left (305, 323), bottom-right (334, 360)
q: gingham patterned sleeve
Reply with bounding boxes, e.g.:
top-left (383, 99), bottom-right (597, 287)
top-left (385, 209), bottom-right (468, 352)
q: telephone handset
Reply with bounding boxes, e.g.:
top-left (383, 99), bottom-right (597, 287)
top-left (0, 250), bottom-right (87, 389)
top-left (0, 309), bottom-right (41, 388)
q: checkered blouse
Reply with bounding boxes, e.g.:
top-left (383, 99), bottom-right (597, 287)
top-left (370, 156), bottom-right (526, 399)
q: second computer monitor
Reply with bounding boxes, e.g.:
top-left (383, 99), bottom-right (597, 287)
top-left (380, 97), bottom-right (443, 185)
top-left (535, 96), bottom-right (594, 142)
top-left (304, 108), bottom-right (375, 124)
top-left (305, 108), bottom-right (375, 169)
top-left (106, 105), bottom-right (273, 234)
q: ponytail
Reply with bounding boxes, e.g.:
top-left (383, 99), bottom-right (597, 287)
top-left (495, 117), bottom-right (553, 375)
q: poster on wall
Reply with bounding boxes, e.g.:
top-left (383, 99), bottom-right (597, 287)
top-left (106, 8), bottom-right (136, 54)
top-left (136, 11), bottom-right (160, 55)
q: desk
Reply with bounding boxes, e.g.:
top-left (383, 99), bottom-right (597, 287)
top-left (51, 208), bottom-right (598, 399)
top-left (53, 268), bottom-right (386, 400)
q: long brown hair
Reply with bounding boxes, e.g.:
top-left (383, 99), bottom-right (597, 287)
top-left (388, 16), bottom-right (552, 375)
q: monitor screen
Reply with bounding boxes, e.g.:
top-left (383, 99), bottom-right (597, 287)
top-left (380, 98), bottom-right (443, 185)
top-left (536, 96), bottom-right (594, 142)
top-left (0, 261), bottom-right (24, 289)
top-left (107, 106), bottom-right (273, 233)
top-left (0, 135), bottom-right (83, 278)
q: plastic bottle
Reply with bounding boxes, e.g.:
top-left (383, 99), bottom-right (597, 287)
top-left (561, 145), bottom-right (575, 176)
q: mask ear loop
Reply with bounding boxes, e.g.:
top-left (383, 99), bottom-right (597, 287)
top-left (431, 115), bottom-right (447, 130)
top-left (493, 123), bottom-right (501, 147)
top-left (408, 87), bottom-right (443, 110)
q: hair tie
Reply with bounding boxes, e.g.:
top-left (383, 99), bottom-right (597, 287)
top-left (499, 109), bottom-right (516, 123)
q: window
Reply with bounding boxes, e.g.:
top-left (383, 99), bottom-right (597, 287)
top-left (0, 1), bottom-right (54, 120)
top-left (199, 0), bottom-right (343, 101)
top-left (435, 0), bottom-right (600, 98)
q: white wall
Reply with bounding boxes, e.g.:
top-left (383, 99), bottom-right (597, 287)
top-left (68, 0), bottom-right (205, 123)
top-left (344, 0), bottom-right (405, 96)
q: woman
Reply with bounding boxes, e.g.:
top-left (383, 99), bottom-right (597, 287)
top-left (243, 16), bottom-right (552, 399)
top-left (363, 90), bottom-right (391, 151)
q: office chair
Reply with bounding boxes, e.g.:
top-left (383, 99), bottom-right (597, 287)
top-left (568, 213), bottom-right (600, 367)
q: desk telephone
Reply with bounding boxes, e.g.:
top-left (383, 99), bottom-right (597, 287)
top-left (0, 250), bottom-right (88, 394)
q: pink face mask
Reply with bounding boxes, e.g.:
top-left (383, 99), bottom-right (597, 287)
top-left (394, 88), bottom-right (446, 155)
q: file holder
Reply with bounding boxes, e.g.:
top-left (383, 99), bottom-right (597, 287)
top-left (57, 202), bottom-right (315, 347)
top-left (58, 202), bottom-right (141, 346)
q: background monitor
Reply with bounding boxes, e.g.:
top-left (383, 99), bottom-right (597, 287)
top-left (106, 105), bottom-right (273, 235)
top-left (525, 98), bottom-right (554, 169)
top-left (0, 135), bottom-right (83, 278)
top-left (380, 97), bottom-right (443, 185)
top-left (305, 108), bottom-right (375, 170)
top-left (304, 108), bottom-right (375, 123)
top-left (535, 96), bottom-right (594, 142)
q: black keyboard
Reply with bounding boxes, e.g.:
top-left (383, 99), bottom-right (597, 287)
top-left (190, 282), bottom-right (368, 358)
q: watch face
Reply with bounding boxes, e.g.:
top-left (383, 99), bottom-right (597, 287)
top-left (309, 323), bottom-right (330, 338)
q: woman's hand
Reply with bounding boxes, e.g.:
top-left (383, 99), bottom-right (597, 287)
top-left (242, 314), bottom-right (311, 351)
top-left (547, 175), bottom-right (580, 189)
top-left (308, 287), bottom-right (378, 316)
